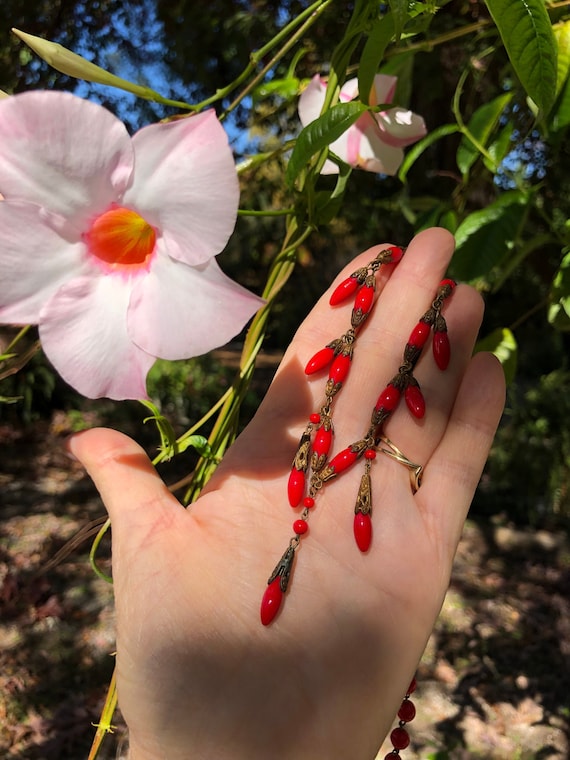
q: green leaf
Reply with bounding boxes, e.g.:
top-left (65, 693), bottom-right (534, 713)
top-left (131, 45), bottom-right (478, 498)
top-left (554, 21), bottom-right (570, 98)
top-left (456, 92), bottom-right (513, 176)
top-left (140, 399), bottom-right (179, 460)
top-left (177, 434), bottom-right (213, 458)
top-left (485, 0), bottom-right (557, 116)
top-left (450, 191), bottom-right (527, 282)
top-left (398, 123), bottom-right (460, 182)
top-left (358, 14), bottom-right (396, 106)
top-left (285, 101), bottom-right (368, 187)
top-left (475, 327), bottom-right (518, 385)
top-left (312, 163), bottom-right (352, 225)
top-left (551, 22), bottom-right (570, 131)
top-left (548, 250), bottom-right (570, 330)
top-left (252, 77), bottom-right (300, 102)
top-left (388, 0), bottom-right (410, 40)
top-left (487, 120), bottom-right (515, 168)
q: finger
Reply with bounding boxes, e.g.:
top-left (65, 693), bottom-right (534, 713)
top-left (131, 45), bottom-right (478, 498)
top-left (67, 427), bottom-right (181, 543)
top-left (419, 351), bottom-right (506, 560)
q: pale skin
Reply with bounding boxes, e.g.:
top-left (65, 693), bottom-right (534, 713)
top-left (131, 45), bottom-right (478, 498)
top-left (69, 228), bottom-right (506, 760)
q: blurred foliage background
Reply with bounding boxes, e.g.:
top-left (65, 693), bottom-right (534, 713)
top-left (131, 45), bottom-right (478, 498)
top-left (1, 0), bottom-right (570, 526)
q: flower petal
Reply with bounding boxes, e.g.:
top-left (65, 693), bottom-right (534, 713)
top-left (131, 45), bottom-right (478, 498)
top-left (0, 91), bottom-right (133, 227)
top-left (339, 77), bottom-right (359, 102)
top-left (127, 249), bottom-right (264, 360)
top-left (376, 107), bottom-right (427, 148)
top-left (0, 200), bottom-right (89, 324)
top-left (39, 275), bottom-right (154, 400)
top-left (123, 110), bottom-right (239, 267)
top-left (354, 113), bottom-right (405, 175)
top-left (298, 74), bottom-right (327, 126)
top-left (370, 75), bottom-right (397, 106)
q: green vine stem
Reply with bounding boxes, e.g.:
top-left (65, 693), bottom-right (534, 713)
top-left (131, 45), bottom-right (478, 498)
top-left (183, 217), bottom-right (311, 504)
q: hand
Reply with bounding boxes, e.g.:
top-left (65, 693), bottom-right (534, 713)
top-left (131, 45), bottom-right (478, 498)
top-left (69, 228), bottom-right (505, 760)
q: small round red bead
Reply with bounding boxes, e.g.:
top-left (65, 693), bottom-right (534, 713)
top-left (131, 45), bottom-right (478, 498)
top-left (398, 699), bottom-right (416, 722)
top-left (364, 448), bottom-right (376, 460)
top-left (293, 519), bottom-right (308, 535)
top-left (302, 496), bottom-right (315, 509)
top-left (390, 726), bottom-right (410, 750)
top-left (309, 413), bottom-right (321, 424)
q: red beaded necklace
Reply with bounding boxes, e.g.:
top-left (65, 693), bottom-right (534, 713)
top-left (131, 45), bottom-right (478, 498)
top-left (259, 245), bottom-right (455, 756)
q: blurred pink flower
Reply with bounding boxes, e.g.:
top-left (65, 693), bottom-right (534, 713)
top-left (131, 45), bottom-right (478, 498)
top-left (298, 74), bottom-right (427, 175)
top-left (0, 91), bottom-right (263, 400)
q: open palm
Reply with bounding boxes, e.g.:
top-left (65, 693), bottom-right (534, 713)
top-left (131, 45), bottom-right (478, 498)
top-left (70, 228), bottom-right (505, 760)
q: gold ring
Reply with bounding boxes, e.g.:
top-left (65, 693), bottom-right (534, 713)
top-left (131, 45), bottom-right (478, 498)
top-left (377, 435), bottom-right (423, 494)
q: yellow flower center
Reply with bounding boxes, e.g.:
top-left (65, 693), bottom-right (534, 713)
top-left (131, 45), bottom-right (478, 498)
top-left (85, 205), bottom-right (156, 268)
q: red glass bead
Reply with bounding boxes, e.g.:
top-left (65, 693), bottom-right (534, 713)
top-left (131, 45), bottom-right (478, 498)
top-left (329, 275), bottom-right (360, 306)
top-left (353, 283), bottom-right (375, 316)
top-left (384, 753), bottom-right (399, 759)
top-left (407, 677), bottom-right (417, 695)
top-left (287, 467), bottom-right (305, 507)
top-left (439, 277), bottom-right (456, 290)
top-left (407, 320), bottom-right (431, 349)
top-left (302, 496), bottom-right (315, 509)
top-left (309, 413), bottom-right (321, 424)
top-left (387, 245), bottom-right (404, 263)
top-left (374, 383), bottom-right (401, 412)
top-left (328, 446), bottom-right (360, 474)
top-left (390, 726), bottom-right (410, 750)
top-left (354, 511), bottom-right (372, 552)
top-left (328, 353), bottom-right (351, 385)
top-left (305, 346), bottom-right (334, 375)
top-left (433, 330), bottom-right (450, 370)
top-left (398, 699), bottom-right (416, 722)
top-left (293, 519), bottom-right (308, 535)
top-left (260, 577), bottom-right (283, 626)
top-left (313, 423), bottom-right (333, 458)
top-left (364, 448), bottom-right (376, 460)
top-left (405, 383), bottom-right (425, 419)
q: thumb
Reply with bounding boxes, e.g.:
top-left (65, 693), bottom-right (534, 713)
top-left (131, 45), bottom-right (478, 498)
top-left (68, 427), bottom-right (179, 542)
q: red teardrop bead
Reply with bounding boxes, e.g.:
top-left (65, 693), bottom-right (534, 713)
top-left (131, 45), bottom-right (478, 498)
top-left (439, 277), bottom-right (456, 291)
top-left (407, 321), bottom-right (431, 349)
top-left (328, 446), bottom-right (359, 474)
top-left (287, 467), bottom-right (305, 507)
top-left (313, 423), bottom-right (333, 458)
top-left (405, 383), bottom-right (425, 419)
top-left (433, 330), bottom-right (451, 370)
top-left (354, 511), bottom-right (372, 552)
top-left (328, 353), bottom-right (351, 385)
top-left (305, 346), bottom-right (335, 375)
top-left (387, 245), bottom-right (404, 263)
top-left (260, 577), bottom-right (283, 626)
top-left (398, 699), bottom-right (416, 722)
top-left (390, 727), bottom-right (410, 750)
top-left (374, 383), bottom-right (401, 412)
top-left (353, 283), bottom-right (375, 315)
top-left (329, 275), bottom-right (360, 305)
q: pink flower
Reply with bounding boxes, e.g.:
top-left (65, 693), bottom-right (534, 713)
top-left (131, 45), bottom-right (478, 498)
top-left (298, 74), bottom-right (427, 175)
top-left (0, 91), bottom-right (263, 400)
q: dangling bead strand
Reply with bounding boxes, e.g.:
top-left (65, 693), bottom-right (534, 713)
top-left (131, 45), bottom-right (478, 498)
top-left (384, 677), bottom-right (417, 758)
top-left (261, 246), bottom-right (405, 626)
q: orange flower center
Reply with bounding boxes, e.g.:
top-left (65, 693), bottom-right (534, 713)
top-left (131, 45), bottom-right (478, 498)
top-left (85, 205), bottom-right (156, 268)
